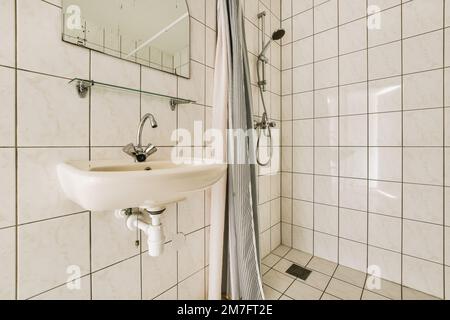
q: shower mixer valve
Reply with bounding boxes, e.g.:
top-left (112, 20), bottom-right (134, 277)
top-left (254, 113), bottom-right (276, 130)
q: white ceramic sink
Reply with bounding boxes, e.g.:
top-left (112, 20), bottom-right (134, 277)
top-left (57, 160), bottom-right (227, 211)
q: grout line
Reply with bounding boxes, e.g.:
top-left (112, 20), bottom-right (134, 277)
top-left (14, 0), bottom-right (18, 301)
top-left (442, 0), bottom-right (446, 301)
top-left (312, 0), bottom-right (316, 257)
top-left (366, 0), bottom-right (371, 278)
top-left (88, 49), bottom-right (93, 300)
top-left (400, 0), bottom-right (404, 300)
top-left (336, 0), bottom-right (341, 266)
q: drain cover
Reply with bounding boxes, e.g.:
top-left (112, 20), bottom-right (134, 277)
top-left (286, 264), bottom-right (312, 280)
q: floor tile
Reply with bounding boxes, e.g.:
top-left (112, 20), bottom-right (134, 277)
top-left (307, 257), bottom-right (337, 276)
top-left (325, 278), bottom-right (363, 300)
top-left (333, 265), bottom-right (366, 288)
top-left (279, 295), bottom-right (293, 300)
top-left (272, 245), bottom-right (290, 257)
top-left (285, 280), bottom-right (323, 300)
top-left (321, 293), bottom-right (341, 300)
top-left (298, 270), bottom-right (331, 291)
top-left (263, 285), bottom-right (282, 300)
top-left (365, 277), bottom-right (402, 300)
top-left (261, 264), bottom-right (270, 275)
top-left (285, 249), bottom-right (313, 266)
top-left (273, 259), bottom-right (297, 279)
top-left (402, 287), bottom-right (440, 300)
top-left (262, 254), bottom-right (282, 268)
top-left (263, 269), bottom-right (295, 293)
top-left (361, 290), bottom-right (390, 300)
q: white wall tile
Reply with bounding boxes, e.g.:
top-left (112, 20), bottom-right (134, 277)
top-left (314, 232), bottom-right (338, 263)
top-left (404, 184), bottom-right (444, 224)
top-left (293, 92), bottom-right (314, 119)
top-left (178, 229), bottom-right (204, 281)
top-left (314, 0), bottom-right (337, 33)
top-left (339, 19), bottom-right (367, 55)
top-left (0, 227), bottom-right (15, 300)
top-left (293, 37), bottom-right (313, 66)
top-left (314, 28), bottom-right (338, 61)
top-left (0, 66), bottom-right (15, 146)
top-left (403, 69), bottom-right (443, 111)
top-left (18, 213), bottom-right (90, 299)
top-left (293, 10), bottom-right (313, 41)
top-left (340, 115), bottom-right (367, 146)
top-left (368, 246), bottom-right (401, 284)
top-left (315, 117), bottom-right (339, 146)
top-left (369, 112), bottom-right (402, 146)
top-left (403, 220), bottom-right (443, 263)
top-left (340, 82), bottom-right (367, 116)
top-left (18, 148), bottom-right (88, 224)
top-left (0, 0), bottom-right (15, 67)
top-left (339, 208), bottom-right (367, 243)
top-left (91, 52), bottom-right (140, 89)
top-left (92, 256), bottom-right (141, 300)
top-left (369, 180), bottom-right (402, 217)
top-left (340, 178), bottom-right (367, 211)
top-left (369, 213), bottom-right (401, 252)
top-left (293, 200), bottom-right (313, 228)
top-left (17, 71), bottom-right (89, 147)
top-left (315, 87), bottom-right (338, 117)
top-left (339, 50), bottom-right (367, 85)
top-left (31, 277), bottom-right (91, 300)
top-left (369, 147), bottom-right (402, 182)
top-left (178, 269), bottom-right (205, 300)
top-left (402, 0), bottom-right (444, 38)
top-left (314, 176), bottom-right (338, 206)
top-left (403, 255), bottom-right (444, 299)
top-left (314, 204), bottom-right (338, 235)
top-left (178, 191), bottom-right (205, 234)
top-left (17, 0), bottom-right (89, 78)
top-left (403, 148), bottom-right (443, 185)
top-left (91, 87), bottom-right (140, 147)
top-left (293, 173), bottom-right (314, 201)
top-left (0, 149), bottom-right (15, 229)
top-left (368, 6), bottom-right (401, 47)
top-left (403, 31), bottom-right (443, 74)
top-left (142, 245), bottom-right (177, 300)
top-left (293, 226), bottom-right (313, 254)
top-left (339, 239), bottom-right (367, 272)
top-left (340, 147), bottom-right (368, 179)
top-left (91, 211), bottom-right (140, 272)
top-left (340, 0), bottom-right (367, 23)
top-left (314, 147), bottom-right (338, 176)
top-left (369, 77), bottom-right (402, 113)
top-left (369, 41), bottom-right (401, 80)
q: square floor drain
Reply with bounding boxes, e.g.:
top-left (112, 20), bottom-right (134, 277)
top-left (286, 264), bottom-right (312, 281)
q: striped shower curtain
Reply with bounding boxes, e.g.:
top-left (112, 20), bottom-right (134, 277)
top-left (218, 0), bottom-right (264, 300)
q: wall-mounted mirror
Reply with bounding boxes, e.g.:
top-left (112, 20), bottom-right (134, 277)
top-left (62, 0), bottom-right (190, 78)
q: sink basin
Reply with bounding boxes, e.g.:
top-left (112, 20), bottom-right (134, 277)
top-left (57, 160), bottom-right (227, 211)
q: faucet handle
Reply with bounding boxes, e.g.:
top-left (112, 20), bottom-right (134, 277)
top-left (123, 143), bottom-right (137, 158)
top-left (144, 144), bottom-right (158, 157)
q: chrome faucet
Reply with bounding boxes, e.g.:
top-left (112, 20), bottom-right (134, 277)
top-left (123, 113), bottom-right (158, 162)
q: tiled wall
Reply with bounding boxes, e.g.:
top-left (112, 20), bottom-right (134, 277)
top-left (280, 0), bottom-right (450, 298)
top-left (243, 0), bottom-right (283, 259)
top-left (0, 0), bottom-right (219, 300)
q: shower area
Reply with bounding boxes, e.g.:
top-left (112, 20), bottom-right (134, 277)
top-left (250, 0), bottom-right (450, 300)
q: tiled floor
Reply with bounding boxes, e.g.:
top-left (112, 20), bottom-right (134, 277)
top-left (262, 246), bottom-right (441, 300)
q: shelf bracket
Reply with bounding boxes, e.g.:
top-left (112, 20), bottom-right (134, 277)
top-left (75, 80), bottom-right (93, 98)
top-left (169, 98), bottom-right (188, 111)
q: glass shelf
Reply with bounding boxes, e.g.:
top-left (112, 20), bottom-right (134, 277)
top-left (69, 78), bottom-right (195, 110)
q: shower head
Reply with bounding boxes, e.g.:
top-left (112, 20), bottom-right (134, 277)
top-left (271, 29), bottom-right (285, 41)
top-left (259, 28), bottom-right (286, 60)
